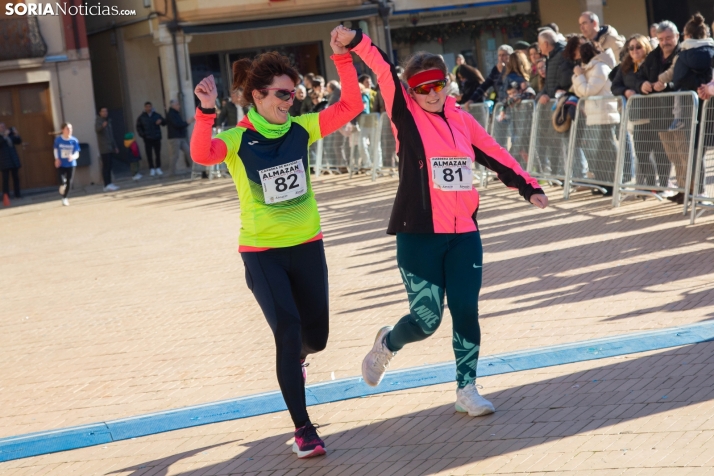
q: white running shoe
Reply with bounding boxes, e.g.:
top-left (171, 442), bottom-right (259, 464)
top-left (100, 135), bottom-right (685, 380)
top-left (61, 198), bottom-right (69, 206)
top-left (150, 168), bottom-right (156, 176)
top-left (155, 168), bottom-right (163, 176)
top-left (361, 326), bottom-right (395, 387)
top-left (103, 183), bottom-right (120, 192)
top-left (455, 383), bottom-right (495, 416)
top-left (59, 184), bottom-right (66, 196)
top-left (132, 173), bottom-right (142, 181)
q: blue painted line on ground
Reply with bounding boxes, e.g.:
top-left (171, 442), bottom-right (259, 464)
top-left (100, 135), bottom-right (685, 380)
top-left (2, 320), bottom-right (714, 463)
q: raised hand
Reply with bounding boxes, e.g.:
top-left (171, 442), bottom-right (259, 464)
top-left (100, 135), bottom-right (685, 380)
top-left (195, 75), bottom-right (218, 109)
top-left (333, 25), bottom-right (356, 49)
top-left (330, 28), bottom-right (348, 55)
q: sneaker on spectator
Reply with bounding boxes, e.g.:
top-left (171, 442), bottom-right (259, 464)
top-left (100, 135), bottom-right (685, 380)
top-left (103, 183), bottom-right (120, 192)
top-left (668, 119), bottom-right (685, 130)
top-left (150, 168), bottom-right (156, 176)
top-left (62, 198), bottom-right (69, 206)
top-left (155, 168), bottom-right (163, 176)
top-left (132, 173), bottom-right (143, 181)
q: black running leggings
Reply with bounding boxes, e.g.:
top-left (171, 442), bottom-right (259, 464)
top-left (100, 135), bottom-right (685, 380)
top-left (241, 240), bottom-right (329, 428)
top-left (58, 167), bottom-right (75, 198)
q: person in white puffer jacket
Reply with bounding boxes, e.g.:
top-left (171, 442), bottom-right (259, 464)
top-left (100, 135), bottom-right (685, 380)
top-left (572, 41), bottom-right (619, 195)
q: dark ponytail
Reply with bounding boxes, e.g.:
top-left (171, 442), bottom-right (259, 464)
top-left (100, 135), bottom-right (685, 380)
top-left (231, 52), bottom-right (300, 106)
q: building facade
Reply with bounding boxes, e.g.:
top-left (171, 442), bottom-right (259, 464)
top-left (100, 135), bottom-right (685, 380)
top-left (86, 0), bottom-right (391, 176)
top-left (0, 1), bottom-right (101, 191)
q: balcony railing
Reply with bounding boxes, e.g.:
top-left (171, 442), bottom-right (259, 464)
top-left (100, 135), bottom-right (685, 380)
top-left (0, 17), bottom-right (47, 62)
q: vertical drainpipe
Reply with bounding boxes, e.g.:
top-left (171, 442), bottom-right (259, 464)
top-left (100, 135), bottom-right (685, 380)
top-left (168, 0), bottom-right (185, 120)
top-left (377, 1), bottom-right (394, 63)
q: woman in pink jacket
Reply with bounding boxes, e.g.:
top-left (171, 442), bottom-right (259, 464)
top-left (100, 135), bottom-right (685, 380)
top-left (334, 26), bottom-right (549, 416)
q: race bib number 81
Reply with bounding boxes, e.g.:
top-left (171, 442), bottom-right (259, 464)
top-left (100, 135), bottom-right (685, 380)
top-left (259, 159), bottom-right (307, 204)
top-left (430, 157), bottom-right (473, 191)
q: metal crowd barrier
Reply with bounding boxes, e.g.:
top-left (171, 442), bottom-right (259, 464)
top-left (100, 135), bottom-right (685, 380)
top-left (690, 98), bottom-right (714, 224)
top-left (612, 91), bottom-right (698, 213)
top-left (467, 103), bottom-right (493, 187)
top-left (491, 100), bottom-right (534, 171)
top-left (527, 98), bottom-right (569, 186)
top-left (563, 95), bottom-right (623, 199)
top-left (191, 126), bottom-right (230, 180)
top-left (371, 113), bottom-right (398, 180)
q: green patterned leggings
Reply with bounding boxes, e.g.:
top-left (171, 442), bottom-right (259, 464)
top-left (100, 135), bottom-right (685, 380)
top-left (385, 232), bottom-right (483, 388)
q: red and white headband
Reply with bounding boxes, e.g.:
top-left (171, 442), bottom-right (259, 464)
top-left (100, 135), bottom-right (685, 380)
top-left (406, 69), bottom-right (446, 89)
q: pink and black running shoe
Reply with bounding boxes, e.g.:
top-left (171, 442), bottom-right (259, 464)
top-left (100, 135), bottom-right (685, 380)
top-left (292, 422), bottom-right (326, 458)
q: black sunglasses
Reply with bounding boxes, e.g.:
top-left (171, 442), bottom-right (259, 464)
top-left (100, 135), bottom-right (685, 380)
top-left (262, 88), bottom-right (296, 101)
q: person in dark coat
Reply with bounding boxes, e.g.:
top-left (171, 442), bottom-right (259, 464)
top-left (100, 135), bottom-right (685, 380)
top-left (469, 45), bottom-right (511, 103)
top-left (612, 34), bottom-right (658, 187)
top-left (0, 122), bottom-right (22, 205)
top-left (536, 29), bottom-right (569, 177)
top-left (288, 85), bottom-right (307, 117)
top-left (663, 14), bottom-right (714, 203)
top-left (456, 64), bottom-right (485, 105)
top-left (636, 21), bottom-right (681, 94)
top-left (95, 107), bottom-right (120, 192)
top-left (166, 99), bottom-right (195, 175)
top-left (217, 89), bottom-right (245, 129)
top-left (537, 30), bottom-right (568, 103)
top-left (136, 101), bottom-right (166, 176)
top-left (631, 22), bottom-right (682, 189)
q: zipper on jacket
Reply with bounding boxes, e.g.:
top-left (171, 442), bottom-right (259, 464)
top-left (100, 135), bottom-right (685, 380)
top-left (436, 110), bottom-right (459, 231)
top-left (436, 110), bottom-right (456, 146)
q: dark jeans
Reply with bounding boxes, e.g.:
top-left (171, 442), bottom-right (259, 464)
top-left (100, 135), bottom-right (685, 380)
top-left (2, 167), bottom-right (20, 197)
top-left (386, 231), bottom-right (483, 388)
top-left (58, 167), bottom-right (75, 198)
top-left (241, 240), bottom-right (329, 428)
top-left (100, 153), bottom-right (114, 187)
top-left (632, 123), bottom-right (671, 187)
top-left (144, 139), bottom-right (162, 169)
top-left (579, 124), bottom-right (618, 183)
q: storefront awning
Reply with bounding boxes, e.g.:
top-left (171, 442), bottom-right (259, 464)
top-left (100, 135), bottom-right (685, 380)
top-left (182, 6), bottom-right (379, 35)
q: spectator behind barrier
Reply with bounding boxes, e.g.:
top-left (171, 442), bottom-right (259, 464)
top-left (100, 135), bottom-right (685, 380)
top-left (559, 35), bottom-right (588, 94)
top-left (456, 63), bottom-right (485, 105)
top-left (538, 23), bottom-right (566, 43)
top-left (504, 50), bottom-right (531, 87)
top-left (469, 45), bottom-right (511, 104)
top-left (668, 13), bottom-right (714, 94)
top-left (326, 80), bottom-right (342, 106)
top-left (649, 23), bottom-right (659, 49)
top-left (288, 84), bottom-right (307, 117)
top-left (528, 43), bottom-right (542, 92)
top-left (535, 59), bottom-right (547, 93)
top-left (579, 11), bottom-right (626, 63)
top-left (572, 41), bottom-right (619, 195)
top-left (637, 21), bottom-right (681, 95)
top-left (612, 35), bottom-right (661, 188)
top-left (536, 29), bottom-right (567, 105)
top-left (660, 13), bottom-right (714, 204)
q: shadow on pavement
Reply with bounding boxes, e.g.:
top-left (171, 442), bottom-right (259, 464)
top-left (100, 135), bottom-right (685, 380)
top-left (111, 342), bottom-right (714, 475)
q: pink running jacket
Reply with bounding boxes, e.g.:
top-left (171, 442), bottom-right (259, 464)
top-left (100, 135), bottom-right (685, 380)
top-left (349, 30), bottom-right (544, 234)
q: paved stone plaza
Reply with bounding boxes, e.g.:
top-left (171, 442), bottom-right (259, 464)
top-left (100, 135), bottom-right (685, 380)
top-left (1, 174), bottom-right (714, 475)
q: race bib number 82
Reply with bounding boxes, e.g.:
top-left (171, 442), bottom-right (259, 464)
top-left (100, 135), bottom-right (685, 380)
top-left (259, 159), bottom-right (307, 204)
top-left (430, 157), bottom-right (473, 191)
